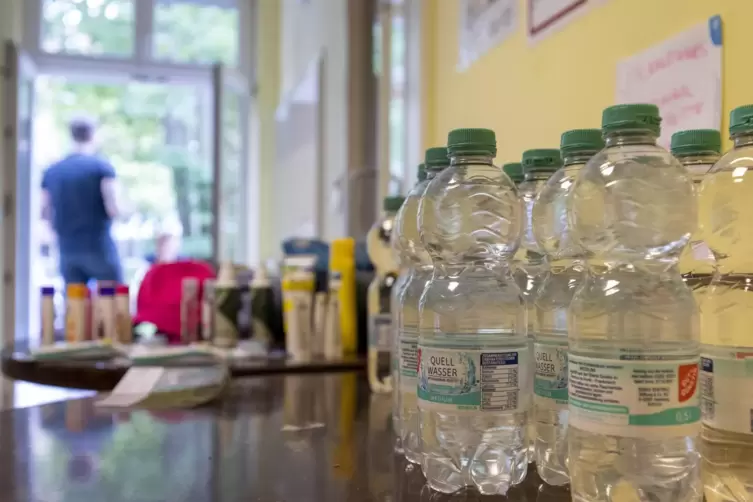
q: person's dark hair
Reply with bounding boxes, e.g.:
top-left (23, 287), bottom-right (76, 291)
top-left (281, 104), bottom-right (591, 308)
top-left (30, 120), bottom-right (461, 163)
top-left (69, 116), bottom-right (96, 143)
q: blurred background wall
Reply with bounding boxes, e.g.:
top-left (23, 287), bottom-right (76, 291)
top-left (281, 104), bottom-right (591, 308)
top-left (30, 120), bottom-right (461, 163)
top-left (6, 0), bottom-right (753, 264)
top-left (423, 0), bottom-right (753, 160)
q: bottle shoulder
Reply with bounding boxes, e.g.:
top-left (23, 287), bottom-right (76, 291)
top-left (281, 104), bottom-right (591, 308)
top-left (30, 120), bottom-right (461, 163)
top-left (707, 146), bottom-right (753, 176)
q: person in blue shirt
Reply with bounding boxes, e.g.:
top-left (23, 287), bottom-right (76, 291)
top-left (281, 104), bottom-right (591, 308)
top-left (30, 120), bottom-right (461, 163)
top-left (41, 117), bottom-right (125, 285)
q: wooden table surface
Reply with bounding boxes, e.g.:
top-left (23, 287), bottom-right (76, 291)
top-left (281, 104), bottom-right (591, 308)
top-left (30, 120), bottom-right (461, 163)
top-left (0, 371), bottom-right (574, 502)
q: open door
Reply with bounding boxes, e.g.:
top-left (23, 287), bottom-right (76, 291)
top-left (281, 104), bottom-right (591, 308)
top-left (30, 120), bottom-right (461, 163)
top-left (212, 64), bottom-right (250, 265)
top-left (3, 41), bottom-right (37, 347)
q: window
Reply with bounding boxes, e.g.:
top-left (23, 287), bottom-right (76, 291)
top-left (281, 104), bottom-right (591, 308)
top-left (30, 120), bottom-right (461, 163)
top-left (36, 0), bottom-right (242, 67)
top-left (41, 0), bottom-right (135, 57)
top-left (153, 0), bottom-right (239, 65)
top-left (388, 5), bottom-right (407, 191)
top-left (35, 76), bottom-right (215, 261)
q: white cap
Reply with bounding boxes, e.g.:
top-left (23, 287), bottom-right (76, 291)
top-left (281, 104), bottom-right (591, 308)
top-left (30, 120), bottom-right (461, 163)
top-left (216, 261), bottom-right (236, 286)
top-left (252, 265), bottom-right (270, 288)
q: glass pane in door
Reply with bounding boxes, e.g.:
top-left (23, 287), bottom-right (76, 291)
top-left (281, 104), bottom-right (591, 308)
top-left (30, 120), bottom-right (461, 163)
top-left (14, 49), bottom-right (37, 346)
top-left (34, 76), bottom-right (213, 294)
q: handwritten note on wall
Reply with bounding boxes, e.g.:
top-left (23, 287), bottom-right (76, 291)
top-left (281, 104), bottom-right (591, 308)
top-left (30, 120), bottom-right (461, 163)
top-left (616, 16), bottom-right (723, 147)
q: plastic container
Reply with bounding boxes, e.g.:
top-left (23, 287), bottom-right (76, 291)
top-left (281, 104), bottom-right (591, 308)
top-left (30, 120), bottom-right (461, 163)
top-left (670, 129), bottom-right (721, 320)
top-left (366, 195), bottom-right (404, 393)
top-left (696, 106), bottom-right (753, 501)
top-left (390, 163), bottom-right (425, 453)
top-left (531, 129), bottom-right (604, 486)
top-left (65, 284), bottom-right (88, 343)
top-left (392, 149), bottom-right (448, 464)
top-left (417, 128), bottom-right (527, 494)
top-left (519, 148), bottom-right (562, 464)
top-left (567, 104), bottom-right (700, 502)
top-left (329, 238), bottom-right (357, 355)
top-left (41, 286), bottom-right (55, 346)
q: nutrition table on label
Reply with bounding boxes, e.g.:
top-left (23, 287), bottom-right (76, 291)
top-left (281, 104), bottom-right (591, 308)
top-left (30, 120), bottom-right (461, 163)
top-left (481, 352), bottom-right (523, 412)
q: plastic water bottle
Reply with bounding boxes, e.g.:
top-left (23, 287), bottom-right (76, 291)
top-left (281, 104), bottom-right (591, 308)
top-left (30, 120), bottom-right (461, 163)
top-left (367, 196), bottom-right (405, 394)
top-left (519, 150), bottom-right (560, 336)
top-left (503, 162), bottom-right (526, 298)
top-left (391, 165), bottom-right (425, 453)
top-left (697, 106), bottom-right (753, 501)
top-left (519, 151), bottom-right (561, 465)
top-left (567, 104), bottom-right (701, 502)
top-left (670, 130), bottom-right (721, 316)
top-left (392, 148), bottom-right (449, 465)
top-left (531, 130), bottom-right (604, 486)
top-left (504, 160), bottom-right (538, 460)
top-left (417, 128), bottom-right (527, 494)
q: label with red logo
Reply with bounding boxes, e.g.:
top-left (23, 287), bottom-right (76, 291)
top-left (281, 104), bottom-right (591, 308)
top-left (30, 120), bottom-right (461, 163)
top-left (569, 354), bottom-right (701, 438)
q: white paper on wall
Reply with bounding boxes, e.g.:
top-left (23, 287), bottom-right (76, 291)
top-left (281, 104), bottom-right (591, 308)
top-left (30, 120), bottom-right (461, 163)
top-left (458, 0), bottom-right (518, 71)
top-left (616, 16), bottom-right (723, 148)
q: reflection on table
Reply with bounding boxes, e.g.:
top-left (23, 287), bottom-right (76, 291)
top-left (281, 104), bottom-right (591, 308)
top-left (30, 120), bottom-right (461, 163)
top-left (0, 373), bottom-right (578, 502)
top-left (2, 345), bottom-right (365, 391)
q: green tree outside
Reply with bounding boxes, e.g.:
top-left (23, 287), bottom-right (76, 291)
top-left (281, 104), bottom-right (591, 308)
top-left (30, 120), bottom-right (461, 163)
top-left (37, 0), bottom-right (240, 259)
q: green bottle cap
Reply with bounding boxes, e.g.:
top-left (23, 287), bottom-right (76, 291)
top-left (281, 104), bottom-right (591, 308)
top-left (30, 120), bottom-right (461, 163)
top-left (560, 129), bottom-right (605, 156)
top-left (425, 146), bottom-right (449, 168)
top-left (730, 104), bottom-right (753, 135)
top-left (447, 128), bottom-right (496, 156)
top-left (417, 163), bottom-right (427, 181)
top-left (383, 196), bottom-right (405, 212)
top-left (521, 149), bottom-right (562, 173)
top-left (670, 129), bottom-right (722, 156)
top-left (602, 104), bottom-right (661, 135)
top-left (502, 162), bottom-right (524, 183)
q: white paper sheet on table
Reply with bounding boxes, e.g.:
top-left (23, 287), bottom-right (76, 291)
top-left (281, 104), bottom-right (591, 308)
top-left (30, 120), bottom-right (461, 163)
top-left (96, 367), bottom-right (164, 408)
top-left (616, 16), bottom-right (723, 148)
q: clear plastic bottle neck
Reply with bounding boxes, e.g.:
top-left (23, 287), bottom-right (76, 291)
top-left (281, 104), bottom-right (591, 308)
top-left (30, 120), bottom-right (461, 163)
top-left (523, 170), bottom-right (551, 182)
top-left (563, 152), bottom-right (595, 167)
top-left (733, 131), bottom-right (753, 148)
top-left (426, 165), bottom-right (448, 180)
top-left (449, 153), bottom-right (495, 166)
top-left (677, 153), bottom-right (719, 184)
top-left (604, 129), bottom-right (658, 147)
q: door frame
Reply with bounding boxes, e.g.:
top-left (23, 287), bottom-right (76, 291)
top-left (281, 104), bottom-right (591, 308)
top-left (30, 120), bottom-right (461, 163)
top-left (212, 63), bottom-right (253, 265)
top-left (2, 41), bottom-right (38, 347)
top-left (10, 58), bottom-right (218, 346)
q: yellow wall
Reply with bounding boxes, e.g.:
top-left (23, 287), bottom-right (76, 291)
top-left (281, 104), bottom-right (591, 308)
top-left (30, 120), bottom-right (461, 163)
top-left (256, 0), bottom-right (281, 262)
top-left (425, 0), bottom-right (753, 159)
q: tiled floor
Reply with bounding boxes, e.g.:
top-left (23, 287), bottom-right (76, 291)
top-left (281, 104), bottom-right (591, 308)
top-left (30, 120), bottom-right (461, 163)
top-left (0, 376), bottom-right (94, 410)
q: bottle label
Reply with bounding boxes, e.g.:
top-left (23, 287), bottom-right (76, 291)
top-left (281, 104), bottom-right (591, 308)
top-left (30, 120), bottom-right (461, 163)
top-left (399, 330), bottom-right (418, 392)
top-left (534, 341), bottom-right (568, 410)
top-left (700, 350), bottom-right (753, 434)
top-left (369, 314), bottom-right (392, 351)
top-left (569, 354), bottom-right (701, 438)
top-left (417, 346), bottom-right (529, 413)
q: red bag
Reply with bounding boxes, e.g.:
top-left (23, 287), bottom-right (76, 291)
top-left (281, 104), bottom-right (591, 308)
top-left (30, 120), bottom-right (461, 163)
top-left (133, 260), bottom-right (215, 343)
